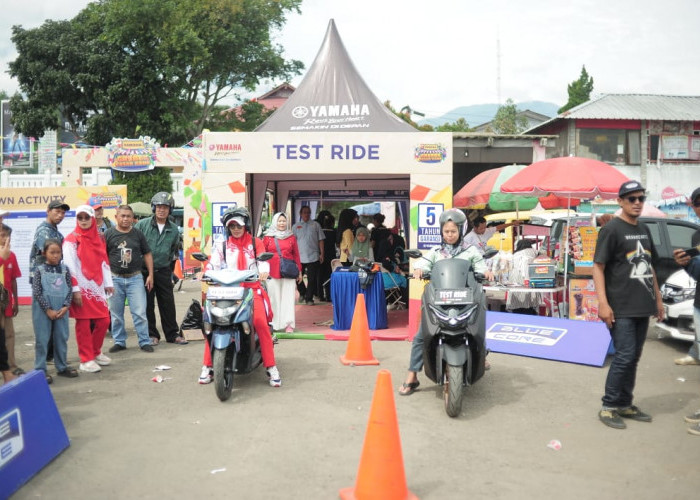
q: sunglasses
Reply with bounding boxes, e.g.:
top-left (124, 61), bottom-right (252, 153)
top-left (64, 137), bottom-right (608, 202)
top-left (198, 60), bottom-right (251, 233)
top-left (228, 223), bottom-right (243, 229)
top-left (77, 215), bottom-right (92, 221)
top-left (624, 195), bottom-right (646, 203)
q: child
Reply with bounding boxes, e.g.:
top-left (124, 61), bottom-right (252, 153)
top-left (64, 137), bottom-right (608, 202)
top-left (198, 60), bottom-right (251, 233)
top-left (32, 239), bottom-right (79, 383)
top-left (0, 224), bottom-right (23, 377)
top-left (0, 224), bottom-right (17, 385)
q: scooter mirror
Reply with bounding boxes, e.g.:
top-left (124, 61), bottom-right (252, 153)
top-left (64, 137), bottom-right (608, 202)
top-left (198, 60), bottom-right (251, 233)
top-left (192, 252), bottom-right (209, 262)
top-left (257, 252), bottom-right (274, 261)
top-left (404, 249), bottom-right (423, 259)
top-left (483, 248), bottom-right (499, 260)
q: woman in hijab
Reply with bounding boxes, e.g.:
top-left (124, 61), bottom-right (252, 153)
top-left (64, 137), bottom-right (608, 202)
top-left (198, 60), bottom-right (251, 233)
top-left (62, 205), bottom-right (114, 374)
top-left (337, 208), bottom-right (358, 265)
top-left (263, 212), bottom-right (302, 333)
top-left (350, 226), bottom-right (374, 264)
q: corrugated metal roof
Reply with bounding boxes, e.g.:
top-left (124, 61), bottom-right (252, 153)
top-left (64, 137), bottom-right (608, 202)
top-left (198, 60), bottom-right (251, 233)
top-left (561, 94), bottom-right (700, 120)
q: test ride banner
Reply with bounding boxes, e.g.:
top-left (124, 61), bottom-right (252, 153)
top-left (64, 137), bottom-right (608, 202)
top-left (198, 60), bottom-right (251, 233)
top-left (485, 311), bottom-right (611, 366)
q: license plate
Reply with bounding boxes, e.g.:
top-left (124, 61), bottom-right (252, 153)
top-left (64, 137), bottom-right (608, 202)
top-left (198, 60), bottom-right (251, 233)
top-left (434, 289), bottom-right (473, 305)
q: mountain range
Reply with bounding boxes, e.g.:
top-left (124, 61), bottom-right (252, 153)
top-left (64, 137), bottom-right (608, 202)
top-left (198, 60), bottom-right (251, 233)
top-left (418, 100), bottom-right (561, 128)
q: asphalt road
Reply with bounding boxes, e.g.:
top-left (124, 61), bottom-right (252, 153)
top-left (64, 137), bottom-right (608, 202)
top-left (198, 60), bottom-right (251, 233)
top-left (7, 278), bottom-right (700, 499)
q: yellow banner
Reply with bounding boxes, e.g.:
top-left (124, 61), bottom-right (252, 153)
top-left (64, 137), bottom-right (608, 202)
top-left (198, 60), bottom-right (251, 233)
top-left (0, 185), bottom-right (127, 213)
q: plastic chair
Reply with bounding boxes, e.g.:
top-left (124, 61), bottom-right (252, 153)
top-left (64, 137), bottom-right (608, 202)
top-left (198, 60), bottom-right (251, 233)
top-left (381, 266), bottom-right (406, 310)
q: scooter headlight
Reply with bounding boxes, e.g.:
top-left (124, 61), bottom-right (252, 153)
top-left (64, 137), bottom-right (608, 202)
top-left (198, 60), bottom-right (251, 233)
top-left (429, 303), bottom-right (479, 326)
top-left (209, 300), bottom-right (242, 325)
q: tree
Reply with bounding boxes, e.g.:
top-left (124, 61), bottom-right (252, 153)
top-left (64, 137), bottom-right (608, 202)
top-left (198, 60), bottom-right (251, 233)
top-left (490, 98), bottom-right (528, 134)
top-left (9, 0), bottom-right (303, 146)
top-left (110, 166), bottom-right (173, 204)
top-left (383, 101), bottom-right (430, 131)
top-left (0, 90), bottom-right (8, 101)
top-left (436, 118), bottom-right (471, 132)
top-left (204, 100), bottom-right (273, 132)
top-left (559, 65), bottom-right (594, 113)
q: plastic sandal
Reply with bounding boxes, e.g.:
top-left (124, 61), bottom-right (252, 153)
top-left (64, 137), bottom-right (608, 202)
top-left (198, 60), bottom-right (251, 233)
top-left (398, 381), bottom-right (420, 396)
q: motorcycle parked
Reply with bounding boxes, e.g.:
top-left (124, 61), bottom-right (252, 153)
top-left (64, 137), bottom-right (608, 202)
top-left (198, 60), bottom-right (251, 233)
top-left (655, 268), bottom-right (696, 343)
top-left (405, 249), bottom-right (491, 417)
top-left (193, 252), bottom-right (273, 401)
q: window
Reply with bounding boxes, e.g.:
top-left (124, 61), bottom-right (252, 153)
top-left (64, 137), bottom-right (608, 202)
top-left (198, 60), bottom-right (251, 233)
top-left (666, 222), bottom-right (697, 249)
top-left (577, 129), bottom-right (641, 165)
top-left (644, 221), bottom-right (662, 247)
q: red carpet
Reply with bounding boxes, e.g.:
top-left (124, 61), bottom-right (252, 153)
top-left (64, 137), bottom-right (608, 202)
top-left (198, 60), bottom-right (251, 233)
top-left (289, 302), bottom-right (411, 341)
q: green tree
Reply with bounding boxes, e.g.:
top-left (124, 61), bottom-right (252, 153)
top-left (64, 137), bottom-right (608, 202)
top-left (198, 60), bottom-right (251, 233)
top-left (204, 100), bottom-right (273, 132)
top-left (9, 0), bottom-right (303, 146)
top-left (110, 166), bottom-right (173, 204)
top-left (436, 117), bottom-right (471, 132)
top-left (490, 98), bottom-right (528, 134)
top-left (558, 65), bottom-right (594, 113)
top-left (0, 90), bottom-right (8, 101)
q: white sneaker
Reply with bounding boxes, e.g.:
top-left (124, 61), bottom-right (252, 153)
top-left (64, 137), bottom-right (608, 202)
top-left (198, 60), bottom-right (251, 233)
top-left (675, 355), bottom-right (700, 365)
top-left (79, 360), bottom-right (102, 373)
top-left (266, 366), bottom-right (282, 387)
top-left (198, 365), bottom-right (213, 385)
top-left (95, 353), bottom-right (112, 366)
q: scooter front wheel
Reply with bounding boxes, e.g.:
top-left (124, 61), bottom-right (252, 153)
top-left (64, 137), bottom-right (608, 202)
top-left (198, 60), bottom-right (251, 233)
top-left (213, 348), bottom-right (235, 401)
top-left (444, 364), bottom-right (464, 418)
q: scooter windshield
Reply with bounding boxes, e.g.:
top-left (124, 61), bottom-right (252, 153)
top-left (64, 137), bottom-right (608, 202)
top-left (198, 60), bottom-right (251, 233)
top-left (429, 258), bottom-right (472, 290)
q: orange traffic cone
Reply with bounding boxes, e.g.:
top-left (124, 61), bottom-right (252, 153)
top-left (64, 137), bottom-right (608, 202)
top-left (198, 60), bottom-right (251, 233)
top-left (339, 370), bottom-right (418, 500)
top-left (173, 259), bottom-right (184, 280)
top-left (340, 294), bottom-right (379, 366)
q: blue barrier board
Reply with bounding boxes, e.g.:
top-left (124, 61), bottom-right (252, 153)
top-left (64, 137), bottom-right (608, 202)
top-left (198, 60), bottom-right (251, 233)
top-left (486, 311), bottom-right (611, 366)
top-left (0, 370), bottom-right (70, 499)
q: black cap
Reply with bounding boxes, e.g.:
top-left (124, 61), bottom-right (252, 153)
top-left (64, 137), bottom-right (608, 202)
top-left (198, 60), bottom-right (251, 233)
top-left (618, 180), bottom-right (645, 198)
top-left (691, 187), bottom-right (700, 204)
top-left (47, 200), bottom-right (70, 211)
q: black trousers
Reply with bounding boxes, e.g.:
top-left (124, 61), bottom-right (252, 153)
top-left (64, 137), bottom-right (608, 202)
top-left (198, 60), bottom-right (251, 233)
top-left (297, 261), bottom-right (320, 302)
top-left (146, 267), bottom-right (179, 341)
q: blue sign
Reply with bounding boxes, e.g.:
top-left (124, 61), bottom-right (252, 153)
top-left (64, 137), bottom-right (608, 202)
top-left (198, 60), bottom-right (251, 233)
top-left (0, 371), bottom-right (70, 498)
top-left (485, 311), bottom-right (611, 366)
top-left (417, 203), bottom-right (443, 250)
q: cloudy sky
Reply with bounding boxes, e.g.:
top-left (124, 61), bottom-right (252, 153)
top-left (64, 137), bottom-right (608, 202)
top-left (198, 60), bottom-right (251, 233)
top-left (2, 0), bottom-right (698, 123)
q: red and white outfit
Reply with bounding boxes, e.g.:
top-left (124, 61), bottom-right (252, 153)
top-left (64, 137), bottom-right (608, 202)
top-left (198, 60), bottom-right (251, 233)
top-left (63, 214), bottom-right (113, 364)
top-left (203, 233), bottom-right (276, 369)
top-left (262, 216), bottom-right (302, 332)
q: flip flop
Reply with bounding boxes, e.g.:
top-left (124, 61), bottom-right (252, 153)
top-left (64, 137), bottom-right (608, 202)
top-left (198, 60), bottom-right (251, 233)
top-left (12, 367), bottom-right (26, 376)
top-left (150, 337), bottom-right (160, 346)
top-left (398, 381), bottom-right (420, 396)
top-left (45, 373), bottom-right (53, 384)
top-left (57, 367), bottom-right (79, 378)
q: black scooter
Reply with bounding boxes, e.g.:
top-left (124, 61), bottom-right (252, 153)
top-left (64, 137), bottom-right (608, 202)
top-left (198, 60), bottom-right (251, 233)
top-left (405, 249), bottom-right (491, 417)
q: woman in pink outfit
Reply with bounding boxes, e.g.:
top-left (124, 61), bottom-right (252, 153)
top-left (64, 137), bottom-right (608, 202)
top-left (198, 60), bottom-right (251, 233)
top-left (62, 205), bottom-right (114, 373)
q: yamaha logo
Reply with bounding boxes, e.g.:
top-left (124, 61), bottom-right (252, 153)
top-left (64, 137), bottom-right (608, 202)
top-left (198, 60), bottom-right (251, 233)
top-left (292, 106), bottom-right (309, 118)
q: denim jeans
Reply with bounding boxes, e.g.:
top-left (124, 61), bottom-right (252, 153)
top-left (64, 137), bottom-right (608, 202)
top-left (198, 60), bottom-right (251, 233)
top-left (690, 308), bottom-right (700, 360)
top-left (110, 274), bottom-right (150, 347)
top-left (602, 317), bottom-right (649, 409)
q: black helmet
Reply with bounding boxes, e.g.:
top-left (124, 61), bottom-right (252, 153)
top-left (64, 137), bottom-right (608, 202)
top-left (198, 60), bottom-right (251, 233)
top-left (439, 209), bottom-right (467, 238)
top-left (221, 206), bottom-right (250, 230)
top-left (151, 192), bottom-right (174, 214)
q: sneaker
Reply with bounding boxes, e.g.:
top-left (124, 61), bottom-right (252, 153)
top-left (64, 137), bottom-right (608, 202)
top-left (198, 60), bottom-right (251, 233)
top-left (95, 353), bottom-right (112, 366)
top-left (688, 423), bottom-right (700, 436)
top-left (684, 410), bottom-right (700, 424)
top-left (79, 360), bottom-right (102, 373)
top-left (618, 405), bottom-right (652, 422)
top-left (140, 344), bottom-right (154, 353)
top-left (108, 344), bottom-right (126, 353)
top-left (305, 299), bottom-right (315, 306)
top-left (198, 365), bottom-right (213, 385)
top-left (285, 325), bottom-right (294, 333)
top-left (674, 355), bottom-right (700, 365)
top-left (266, 366), bottom-right (282, 387)
top-left (599, 409), bottom-right (626, 429)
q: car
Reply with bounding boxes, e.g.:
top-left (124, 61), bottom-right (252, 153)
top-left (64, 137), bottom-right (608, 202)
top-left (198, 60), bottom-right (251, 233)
top-left (654, 269), bottom-right (695, 343)
top-left (546, 215), bottom-right (700, 286)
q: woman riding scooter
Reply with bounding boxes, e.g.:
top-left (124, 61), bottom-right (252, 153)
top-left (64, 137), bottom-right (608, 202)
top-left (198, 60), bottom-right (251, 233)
top-left (398, 208), bottom-right (493, 396)
top-left (198, 206), bottom-right (282, 387)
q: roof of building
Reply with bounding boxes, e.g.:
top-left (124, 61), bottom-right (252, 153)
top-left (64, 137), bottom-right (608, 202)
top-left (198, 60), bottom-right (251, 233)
top-left (525, 94), bottom-right (700, 133)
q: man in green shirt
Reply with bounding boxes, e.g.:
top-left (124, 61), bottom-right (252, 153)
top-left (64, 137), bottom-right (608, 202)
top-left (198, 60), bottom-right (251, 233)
top-left (134, 192), bottom-right (188, 345)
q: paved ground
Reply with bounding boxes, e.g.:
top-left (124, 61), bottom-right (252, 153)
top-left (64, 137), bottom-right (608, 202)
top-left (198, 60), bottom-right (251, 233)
top-left (6, 278), bottom-right (700, 499)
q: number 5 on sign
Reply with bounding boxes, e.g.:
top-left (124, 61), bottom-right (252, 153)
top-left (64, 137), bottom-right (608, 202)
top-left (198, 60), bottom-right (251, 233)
top-left (417, 203), bottom-right (444, 250)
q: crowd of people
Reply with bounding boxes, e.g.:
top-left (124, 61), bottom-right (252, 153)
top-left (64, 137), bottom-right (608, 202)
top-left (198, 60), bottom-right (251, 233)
top-left (2, 186), bottom-right (699, 436)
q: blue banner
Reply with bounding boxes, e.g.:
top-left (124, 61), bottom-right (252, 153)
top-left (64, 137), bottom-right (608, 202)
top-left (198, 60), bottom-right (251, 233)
top-left (485, 311), bottom-right (611, 366)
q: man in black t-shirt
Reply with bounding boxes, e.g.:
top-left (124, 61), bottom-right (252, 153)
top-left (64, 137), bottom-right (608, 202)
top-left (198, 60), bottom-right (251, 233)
top-left (104, 205), bottom-right (155, 353)
top-left (593, 180), bottom-right (664, 429)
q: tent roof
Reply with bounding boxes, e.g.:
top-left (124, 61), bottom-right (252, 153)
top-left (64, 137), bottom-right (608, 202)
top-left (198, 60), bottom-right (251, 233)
top-left (256, 19), bottom-right (415, 132)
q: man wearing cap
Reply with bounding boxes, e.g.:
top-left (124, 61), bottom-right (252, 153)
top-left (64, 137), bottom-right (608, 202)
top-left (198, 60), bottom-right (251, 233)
top-left (91, 203), bottom-right (112, 235)
top-left (593, 180), bottom-right (664, 429)
top-left (30, 200), bottom-right (70, 362)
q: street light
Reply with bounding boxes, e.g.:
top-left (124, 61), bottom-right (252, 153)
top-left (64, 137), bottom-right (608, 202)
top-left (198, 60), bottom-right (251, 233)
top-left (400, 105), bottom-right (425, 118)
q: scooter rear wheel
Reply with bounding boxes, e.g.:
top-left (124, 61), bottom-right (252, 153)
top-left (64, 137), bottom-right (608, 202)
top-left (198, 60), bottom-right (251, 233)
top-left (213, 348), bottom-right (234, 401)
top-left (444, 364), bottom-right (464, 418)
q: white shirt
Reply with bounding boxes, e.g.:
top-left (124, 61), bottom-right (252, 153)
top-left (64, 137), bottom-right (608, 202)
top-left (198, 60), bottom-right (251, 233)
top-left (463, 227), bottom-right (498, 254)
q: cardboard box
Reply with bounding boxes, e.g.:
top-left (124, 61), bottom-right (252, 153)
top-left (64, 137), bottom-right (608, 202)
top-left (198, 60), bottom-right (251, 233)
top-left (573, 260), bottom-right (594, 276)
top-left (568, 278), bottom-right (600, 321)
top-left (182, 329), bottom-right (204, 341)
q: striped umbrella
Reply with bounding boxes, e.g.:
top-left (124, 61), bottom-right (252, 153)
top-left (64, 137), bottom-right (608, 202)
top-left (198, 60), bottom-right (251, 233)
top-left (453, 164), bottom-right (540, 211)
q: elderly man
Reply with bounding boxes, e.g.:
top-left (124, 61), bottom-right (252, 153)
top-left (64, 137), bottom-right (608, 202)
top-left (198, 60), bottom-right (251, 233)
top-left (292, 206), bottom-right (325, 306)
top-left (134, 192), bottom-right (187, 345)
top-left (105, 205), bottom-right (155, 353)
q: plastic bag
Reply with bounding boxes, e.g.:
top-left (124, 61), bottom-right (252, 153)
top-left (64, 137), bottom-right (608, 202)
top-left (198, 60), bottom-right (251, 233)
top-left (180, 299), bottom-right (203, 334)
